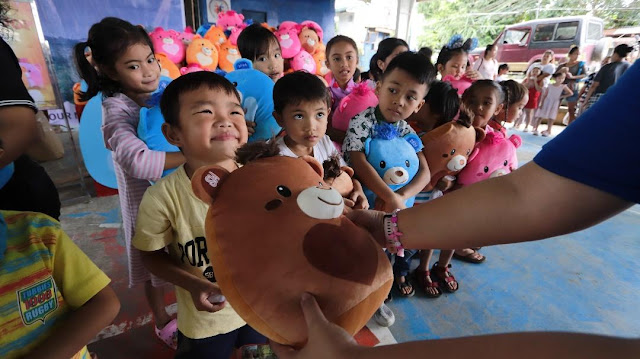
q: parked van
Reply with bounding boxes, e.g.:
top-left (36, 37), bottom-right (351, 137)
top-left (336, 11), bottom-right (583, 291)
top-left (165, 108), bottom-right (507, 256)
top-left (477, 16), bottom-right (610, 72)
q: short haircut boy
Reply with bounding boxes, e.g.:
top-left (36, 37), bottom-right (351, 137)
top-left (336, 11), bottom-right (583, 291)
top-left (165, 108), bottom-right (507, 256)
top-left (160, 71), bottom-right (240, 127)
top-left (382, 51), bottom-right (437, 86)
top-left (273, 71), bottom-right (331, 113)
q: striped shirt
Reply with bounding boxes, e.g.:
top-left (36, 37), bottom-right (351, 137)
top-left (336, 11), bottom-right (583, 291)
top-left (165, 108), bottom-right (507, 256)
top-left (0, 210), bottom-right (110, 359)
top-left (101, 93), bottom-right (166, 287)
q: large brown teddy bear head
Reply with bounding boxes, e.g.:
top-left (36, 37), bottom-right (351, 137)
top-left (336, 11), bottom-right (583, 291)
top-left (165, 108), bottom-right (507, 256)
top-left (421, 115), bottom-right (485, 191)
top-left (191, 142), bottom-right (392, 346)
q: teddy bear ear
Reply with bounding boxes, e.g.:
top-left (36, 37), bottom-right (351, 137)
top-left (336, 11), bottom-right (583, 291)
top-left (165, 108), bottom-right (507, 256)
top-left (403, 133), bottom-right (422, 152)
top-left (340, 166), bottom-right (354, 178)
top-left (474, 127), bottom-right (486, 143)
top-left (300, 156), bottom-right (324, 178)
top-left (509, 134), bottom-right (522, 149)
top-left (191, 165), bottom-right (230, 204)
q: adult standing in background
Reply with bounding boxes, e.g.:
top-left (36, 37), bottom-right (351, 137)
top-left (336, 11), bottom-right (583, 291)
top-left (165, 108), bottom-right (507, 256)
top-left (0, 0), bottom-right (60, 219)
top-left (537, 50), bottom-right (556, 87)
top-left (582, 44), bottom-right (633, 113)
top-left (472, 44), bottom-right (498, 80)
top-left (557, 46), bottom-right (586, 124)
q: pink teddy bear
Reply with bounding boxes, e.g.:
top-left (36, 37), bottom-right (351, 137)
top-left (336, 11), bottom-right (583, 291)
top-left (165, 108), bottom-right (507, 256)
top-left (275, 25), bottom-right (302, 59)
top-left (331, 82), bottom-right (378, 149)
top-left (290, 50), bottom-right (316, 73)
top-left (457, 130), bottom-right (522, 186)
top-left (217, 10), bottom-right (245, 32)
top-left (150, 27), bottom-right (185, 64)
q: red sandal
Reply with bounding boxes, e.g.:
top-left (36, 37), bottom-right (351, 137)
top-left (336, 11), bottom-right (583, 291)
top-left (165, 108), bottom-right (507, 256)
top-left (413, 269), bottom-right (441, 298)
top-left (431, 262), bottom-right (459, 293)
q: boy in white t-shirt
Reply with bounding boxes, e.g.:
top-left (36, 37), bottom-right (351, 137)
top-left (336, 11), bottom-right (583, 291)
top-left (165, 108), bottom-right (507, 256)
top-left (273, 71), bottom-right (368, 209)
top-left (133, 72), bottom-right (267, 358)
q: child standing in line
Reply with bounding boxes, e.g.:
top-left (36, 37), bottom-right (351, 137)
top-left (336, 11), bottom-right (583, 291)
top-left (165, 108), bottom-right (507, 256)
top-left (324, 35), bottom-right (359, 144)
top-left (495, 63), bottom-right (510, 82)
top-left (436, 36), bottom-right (476, 96)
top-left (368, 37), bottom-right (409, 83)
top-left (344, 52), bottom-right (433, 313)
top-left (533, 72), bottom-right (573, 137)
top-left (237, 24), bottom-right (284, 82)
top-left (133, 72), bottom-right (267, 359)
top-left (490, 80), bottom-right (529, 134)
top-left (75, 17), bottom-right (185, 348)
top-left (0, 210), bottom-right (120, 359)
top-left (272, 71), bottom-right (368, 210)
top-left (407, 80), bottom-right (460, 133)
top-left (516, 64), bottom-right (544, 132)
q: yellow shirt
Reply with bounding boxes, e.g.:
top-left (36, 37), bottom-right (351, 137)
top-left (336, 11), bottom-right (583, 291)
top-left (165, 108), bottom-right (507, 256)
top-left (0, 210), bottom-right (111, 359)
top-left (133, 165), bottom-right (245, 339)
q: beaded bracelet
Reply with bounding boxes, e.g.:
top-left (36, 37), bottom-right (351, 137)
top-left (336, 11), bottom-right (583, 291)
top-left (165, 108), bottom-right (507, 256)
top-left (383, 210), bottom-right (404, 257)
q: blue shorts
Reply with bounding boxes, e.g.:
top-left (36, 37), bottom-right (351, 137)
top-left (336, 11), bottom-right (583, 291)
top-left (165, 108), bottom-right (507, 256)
top-left (566, 91), bottom-right (580, 103)
top-left (175, 325), bottom-right (267, 359)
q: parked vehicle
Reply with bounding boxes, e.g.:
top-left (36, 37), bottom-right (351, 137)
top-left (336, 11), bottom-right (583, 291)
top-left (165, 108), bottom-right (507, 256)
top-left (473, 16), bottom-right (611, 72)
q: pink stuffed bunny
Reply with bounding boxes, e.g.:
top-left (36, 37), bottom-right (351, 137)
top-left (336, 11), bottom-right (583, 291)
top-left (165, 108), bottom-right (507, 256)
top-left (457, 130), bottom-right (522, 186)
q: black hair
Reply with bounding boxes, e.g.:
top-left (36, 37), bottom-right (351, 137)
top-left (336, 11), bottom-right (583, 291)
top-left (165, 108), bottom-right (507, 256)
top-left (353, 68), bottom-right (361, 83)
top-left (160, 71), bottom-right (241, 128)
top-left (483, 44), bottom-right (495, 57)
top-left (237, 24), bottom-right (281, 61)
top-left (370, 37), bottom-right (409, 81)
top-left (498, 79), bottom-right (527, 123)
top-left (462, 79), bottom-right (505, 110)
top-left (0, 0), bottom-right (11, 28)
top-left (273, 71), bottom-right (331, 114)
top-left (424, 81), bottom-right (460, 124)
top-left (418, 46), bottom-right (433, 60)
top-left (436, 38), bottom-right (474, 68)
top-left (613, 44), bottom-right (633, 58)
top-left (551, 72), bottom-right (565, 78)
top-left (74, 17), bottom-right (155, 101)
top-left (568, 46), bottom-right (579, 55)
top-left (498, 63), bottom-right (509, 72)
top-left (325, 35), bottom-right (359, 60)
top-left (382, 51), bottom-right (436, 86)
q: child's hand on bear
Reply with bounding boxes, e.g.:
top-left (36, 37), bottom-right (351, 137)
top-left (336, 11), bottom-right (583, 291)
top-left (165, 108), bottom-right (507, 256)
top-left (345, 180), bottom-right (369, 210)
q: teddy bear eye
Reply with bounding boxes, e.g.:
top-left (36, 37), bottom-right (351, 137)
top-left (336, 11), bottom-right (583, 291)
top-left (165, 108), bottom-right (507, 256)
top-left (442, 153), bottom-right (448, 158)
top-left (379, 161), bottom-right (386, 169)
top-left (405, 160), bottom-right (410, 167)
top-left (276, 185), bottom-right (291, 197)
top-left (483, 166), bottom-right (489, 173)
top-left (450, 149), bottom-right (456, 155)
top-left (466, 149), bottom-right (471, 156)
top-left (503, 160), bottom-right (508, 166)
top-left (232, 82), bottom-right (238, 87)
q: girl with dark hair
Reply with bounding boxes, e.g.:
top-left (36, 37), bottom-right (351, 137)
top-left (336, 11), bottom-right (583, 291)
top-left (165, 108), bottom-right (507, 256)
top-left (472, 44), bottom-right (498, 80)
top-left (75, 17), bottom-right (184, 349)
top-left (369, 37), bottom-right (408, 82)
top-left (237, 24), bottom-right (283, 82)
top-left (436, 35), bottom-right (479, 96)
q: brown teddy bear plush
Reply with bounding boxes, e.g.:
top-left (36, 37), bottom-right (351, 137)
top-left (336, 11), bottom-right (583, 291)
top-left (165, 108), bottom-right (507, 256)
top-left (421, 113), bottom-right (485, 192)
top-left (191, 141), bottom-right (392, 346)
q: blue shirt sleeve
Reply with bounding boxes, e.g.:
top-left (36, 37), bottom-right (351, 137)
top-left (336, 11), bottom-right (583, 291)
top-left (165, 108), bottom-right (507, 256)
top-left (533, 60), bottom-right (640, 204)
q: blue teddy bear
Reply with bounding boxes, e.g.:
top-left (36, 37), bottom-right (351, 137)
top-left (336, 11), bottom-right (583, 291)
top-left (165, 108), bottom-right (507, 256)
top-left (225, 59), bottom-right (281, 142)
top-left (363, 123), bottom-right (422, 208)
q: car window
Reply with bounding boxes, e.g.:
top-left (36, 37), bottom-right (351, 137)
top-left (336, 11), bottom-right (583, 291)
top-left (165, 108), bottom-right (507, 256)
top-left (587, 22), bottom-right (602, 40)
top-left (503, 29), bottom-right (530, 45)
top-left (533, 23), bottom-right (555, 42)
top-left (555, 21), bottom-right (578, 41)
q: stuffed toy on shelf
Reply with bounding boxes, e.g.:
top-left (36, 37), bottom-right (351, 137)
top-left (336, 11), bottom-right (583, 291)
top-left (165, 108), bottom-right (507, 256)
top-left (157, 53), bottom-right (181, 79)
top-left (149, 27), bottom-right (185, 64)
top-left (204, 26), bottom-right (227, 48)
top-left (191, 141), bottom-right (393, 346)
top-left (218, 41), bottom-right (241, 72)
top-left (299, 20), bottom-right (323, 54)
top-left (186, 35), bottom-right (219, 71)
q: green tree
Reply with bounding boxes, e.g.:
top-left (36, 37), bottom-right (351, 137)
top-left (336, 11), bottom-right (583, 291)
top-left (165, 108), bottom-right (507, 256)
top-left (417, 0), bottom-right (640, 49)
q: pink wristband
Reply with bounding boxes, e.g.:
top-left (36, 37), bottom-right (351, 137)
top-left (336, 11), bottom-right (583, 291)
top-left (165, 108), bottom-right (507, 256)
top-left (383, 210), bottom-right (404, 257)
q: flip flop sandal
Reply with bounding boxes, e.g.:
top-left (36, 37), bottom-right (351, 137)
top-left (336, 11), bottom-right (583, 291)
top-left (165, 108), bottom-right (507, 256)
top-left (452, 249), bottom-right (486, 264)
top-left (396, 279), bottom-right (415, 297)
top-left (155, 318), bottom-right (178, 350)
top-left (413, 269), bottom-right (441, 298)
top-left (432, 262), bottom-right (459, 293)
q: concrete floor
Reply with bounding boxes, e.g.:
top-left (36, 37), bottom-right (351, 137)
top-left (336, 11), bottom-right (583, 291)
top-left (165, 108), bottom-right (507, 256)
top-left (56, 124), bottom-right (640, 357)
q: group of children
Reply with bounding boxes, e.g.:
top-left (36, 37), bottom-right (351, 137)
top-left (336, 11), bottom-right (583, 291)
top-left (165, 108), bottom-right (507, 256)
top-left (2, 15), bottom-right (535, 358)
